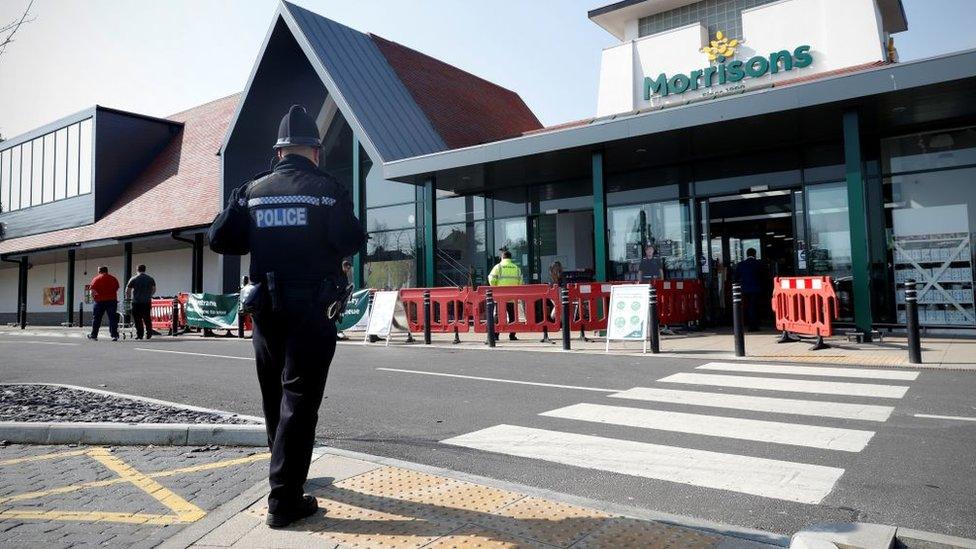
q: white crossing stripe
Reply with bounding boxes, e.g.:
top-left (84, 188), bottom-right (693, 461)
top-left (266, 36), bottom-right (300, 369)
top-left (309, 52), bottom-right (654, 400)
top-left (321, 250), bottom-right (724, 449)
top-left (659, 373), bottom-right (909, 399)
top-left (609, 387), bottom-right (894, 422)
top-left (914, 414), bottom-right (976, 423)
top-left (696, 362), bottom-right (919, 381)
top-left (442, 425), bottom-right (845, 504)
top-left (541, 403), bottom-right (875, 452)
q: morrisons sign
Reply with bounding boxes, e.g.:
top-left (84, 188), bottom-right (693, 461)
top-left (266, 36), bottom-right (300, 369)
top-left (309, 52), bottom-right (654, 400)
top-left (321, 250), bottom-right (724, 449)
top-left (643, 45), bottom-right (813, 99)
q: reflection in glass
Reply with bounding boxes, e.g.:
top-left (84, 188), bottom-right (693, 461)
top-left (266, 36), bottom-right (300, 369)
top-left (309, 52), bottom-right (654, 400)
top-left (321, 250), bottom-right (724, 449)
top-left (437, 195), bottom-right (485, 224)
top-left (491, 187), bottom-right (527, 218)
top-left (494, 218), bottom-right (528, 271)
top-left (806, 182), bottom-right (852, 319)
top-left (365, 176), bottom-right (417, 208)
top-left (367, 203), bottom-right (416, 232)
top-left (366, 229), bottom-right (416, 289)
top-left (608, 200), bottom-right (695, 280)
top-left (436, 221), bottom-right (486, 286)
top-left (883, 128), bottom-right (976, 174)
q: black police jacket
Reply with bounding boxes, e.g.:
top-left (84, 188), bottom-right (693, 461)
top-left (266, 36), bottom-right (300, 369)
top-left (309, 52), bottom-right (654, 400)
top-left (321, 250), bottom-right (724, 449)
top-left (208, 155), bottom-right (367, 282)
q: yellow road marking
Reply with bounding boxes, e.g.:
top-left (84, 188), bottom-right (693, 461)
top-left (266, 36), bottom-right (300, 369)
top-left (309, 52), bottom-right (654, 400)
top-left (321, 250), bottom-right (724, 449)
top-left (0, 449), bottom-right (90, 466)
top-left (0, 453), bottom-right (269, 505)
top-left (0, 448), bottom-right (270, 524)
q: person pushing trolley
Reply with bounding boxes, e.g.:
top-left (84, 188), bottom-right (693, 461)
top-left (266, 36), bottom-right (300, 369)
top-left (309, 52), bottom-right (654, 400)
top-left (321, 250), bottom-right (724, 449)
top-left (208, 105), bottom-right (367, 528)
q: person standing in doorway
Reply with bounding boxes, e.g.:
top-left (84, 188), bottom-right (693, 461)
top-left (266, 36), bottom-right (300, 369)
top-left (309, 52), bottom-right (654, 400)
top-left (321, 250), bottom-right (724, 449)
top-left (637, 245), bottom-right (664, 282)
top-left (87, 266), bottom-right (120, 341)
top-left (488, 249), bottom-right (523, 340)
top-left (126, 264), bottom-right (157, 340)
top-left (735, 247), bottom-right (764, 331)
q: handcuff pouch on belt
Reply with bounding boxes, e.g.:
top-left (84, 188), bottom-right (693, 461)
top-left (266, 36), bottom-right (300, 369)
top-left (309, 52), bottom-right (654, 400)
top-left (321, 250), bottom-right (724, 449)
top-left (320, 276), bottom-right (354, 321)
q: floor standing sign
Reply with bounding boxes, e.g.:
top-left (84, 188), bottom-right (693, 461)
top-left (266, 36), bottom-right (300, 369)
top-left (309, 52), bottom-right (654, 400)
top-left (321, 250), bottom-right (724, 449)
top-left (363, 290), bottom-right (412, 346)
top-left (605, 284), bottom-right (651, 354)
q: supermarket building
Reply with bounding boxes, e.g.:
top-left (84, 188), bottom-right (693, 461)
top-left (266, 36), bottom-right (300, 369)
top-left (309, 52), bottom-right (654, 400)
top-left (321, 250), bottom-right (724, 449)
top-left (2, 0), bottom-right (975, 335)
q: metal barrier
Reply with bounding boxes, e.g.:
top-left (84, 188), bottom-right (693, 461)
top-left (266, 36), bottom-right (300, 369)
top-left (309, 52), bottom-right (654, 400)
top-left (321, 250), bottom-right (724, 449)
top-left (771, 276), bottom-right (838, 350)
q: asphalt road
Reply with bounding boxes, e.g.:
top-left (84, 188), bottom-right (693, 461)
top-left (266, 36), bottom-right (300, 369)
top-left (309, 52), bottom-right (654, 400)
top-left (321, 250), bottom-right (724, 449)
top-left (2, 333), bottom-right (974, 539)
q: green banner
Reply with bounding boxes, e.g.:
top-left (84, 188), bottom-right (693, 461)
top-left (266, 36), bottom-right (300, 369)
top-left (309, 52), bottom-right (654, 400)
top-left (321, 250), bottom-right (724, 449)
top-left (337, 289), bottom-right (370, 331)
top-left (186, 292), bottom-right (240, 329)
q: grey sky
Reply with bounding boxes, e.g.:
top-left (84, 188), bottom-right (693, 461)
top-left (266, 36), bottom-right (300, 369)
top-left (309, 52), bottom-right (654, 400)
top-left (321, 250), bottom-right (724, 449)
top-left (1, 0), bottom-right (974, 140)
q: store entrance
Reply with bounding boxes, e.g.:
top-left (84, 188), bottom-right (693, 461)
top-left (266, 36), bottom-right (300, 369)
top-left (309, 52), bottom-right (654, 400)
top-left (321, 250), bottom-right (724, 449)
top-left (700, 190), bottom-right (798, 325)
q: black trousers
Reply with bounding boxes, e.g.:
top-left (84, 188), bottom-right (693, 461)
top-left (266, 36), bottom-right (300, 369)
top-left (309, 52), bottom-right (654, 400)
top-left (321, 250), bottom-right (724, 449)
top-left (90, 300), bottom-right (119, 339)
top-left (743, 291), bottom-right (761, 331)
top-left (252, 297), bottom-right (335, 513)
top-left (131, 302), bottom-right (153, 339)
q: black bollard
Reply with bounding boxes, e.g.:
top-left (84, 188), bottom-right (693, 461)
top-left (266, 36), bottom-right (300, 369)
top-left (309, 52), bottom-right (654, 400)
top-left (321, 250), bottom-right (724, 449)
top-left (171, 298), bottom-right (179, 337)
top-left (649, 286), bottom-right (660, 354)
top-left (561, 287), bottom-right (571, 351)
top-left (78, 302), bottom-right (85, 328)
top-left (905, 280), bottom-right (922, 364)
top-left (423, 289), bottom-right (432, 345)
top-left (732, 283), bottom-right (745, 357)
top-left (485, 289), bottom-right (496, 347)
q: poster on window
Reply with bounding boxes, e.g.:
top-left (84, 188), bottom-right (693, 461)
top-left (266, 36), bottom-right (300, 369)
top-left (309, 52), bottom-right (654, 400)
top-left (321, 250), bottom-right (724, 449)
top-left (43, 286), bottom-right (65, 306)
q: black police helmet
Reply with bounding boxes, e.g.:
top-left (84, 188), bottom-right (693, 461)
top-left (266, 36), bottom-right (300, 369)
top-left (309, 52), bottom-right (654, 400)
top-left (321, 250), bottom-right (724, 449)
top-left (274, 104), bottom-right (321, 149)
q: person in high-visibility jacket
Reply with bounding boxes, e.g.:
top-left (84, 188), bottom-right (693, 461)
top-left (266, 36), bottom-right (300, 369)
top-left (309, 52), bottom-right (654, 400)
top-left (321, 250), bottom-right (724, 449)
top-left (488, 249), bottom-right (523, 340)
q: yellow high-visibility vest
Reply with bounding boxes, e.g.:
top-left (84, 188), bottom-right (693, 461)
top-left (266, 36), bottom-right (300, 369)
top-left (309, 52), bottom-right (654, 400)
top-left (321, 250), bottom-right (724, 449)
top-left (488, 258), bottom-right (522, 286)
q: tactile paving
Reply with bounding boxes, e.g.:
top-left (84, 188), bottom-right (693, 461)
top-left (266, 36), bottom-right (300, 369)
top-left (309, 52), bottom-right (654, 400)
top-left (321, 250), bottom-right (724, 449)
top-left (573, 517), bottom-right (721, 548)
top-left (424, 524), bottom-right (553, 548)
top-left (469, 496), bottom-right (610, 547)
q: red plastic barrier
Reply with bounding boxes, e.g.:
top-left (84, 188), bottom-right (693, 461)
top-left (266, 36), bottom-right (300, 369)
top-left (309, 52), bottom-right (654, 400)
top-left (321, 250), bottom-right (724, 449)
top-left (654, 279), bottom-right (704, 325)
top-left (771, 276), bottom-right (838, 337)
top-left (150, 293), bottom-right (188, 332)
top-left (400, 287), bottom-right (470, 334)
top-left (469, 284), bottom-right (554, 334)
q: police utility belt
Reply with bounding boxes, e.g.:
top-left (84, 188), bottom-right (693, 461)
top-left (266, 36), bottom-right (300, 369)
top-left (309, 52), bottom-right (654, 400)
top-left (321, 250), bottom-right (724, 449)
top-left (240, 272), bottom-right (353, 321)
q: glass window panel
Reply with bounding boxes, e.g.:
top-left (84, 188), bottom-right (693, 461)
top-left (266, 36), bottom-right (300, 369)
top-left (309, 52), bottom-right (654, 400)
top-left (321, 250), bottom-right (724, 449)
top-left (884, 166), bottom-right (976, 326)
top-left (491, 187), bottom-right (527, 218)
top-left (79, 119), bottom-right (93, 194)
top-left (10, 146), bottom-right (20, 210)
top-left (883, 128), bottom-right (976, 174)
top-left (31, 138), bottom-right (43, 206)
top-left (436, 220), bottom-right (487, 286)
top-left (66, 124), bottom-right (79, 197)
top-left (55, 128), bottom-right (67, 200)
top-left (607, 165), bottom-right (686, 206)
top-left (695, 150), bottom-right (801, 196)
top-left (493, 217), bottom-right (529, 270)
top-left (806, 182), bottom-right (852, 319)
top-left (608, 200), bottom-right (695, 280)
top-left (803, 142), bottom-right (845, 183)
top-left (366, 203), bottom-right (415, 232)
top-left (42, 133), bottom-right (55, 202)
top-left (366, 229), bottom-right (417, 289)
top-left (20, 141), bottom-right (32, 208)
top-left (437, 195), bottom-right (485, 224)
top-left (0, 148), bottom-right (9, 213)
top-left (365, 175), bottom-right (417, 208)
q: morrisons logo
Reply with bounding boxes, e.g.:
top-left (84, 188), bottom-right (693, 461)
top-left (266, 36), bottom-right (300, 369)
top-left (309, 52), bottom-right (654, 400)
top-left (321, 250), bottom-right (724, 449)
top-left (644, 45), bottom-right (813, 99)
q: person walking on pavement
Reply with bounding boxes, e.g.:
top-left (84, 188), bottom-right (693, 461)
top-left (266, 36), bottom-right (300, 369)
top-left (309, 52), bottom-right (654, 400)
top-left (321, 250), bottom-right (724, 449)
top-left (125, 264), bottom-right (156, 340)
top-left (735, 247), bottom-right (764, 331)
top-left (488, 249), bottom-right (523, 340)
top-left (87, 266), bottom-right (120, 341)
top-left (208, 104), bottom-right (367, 528)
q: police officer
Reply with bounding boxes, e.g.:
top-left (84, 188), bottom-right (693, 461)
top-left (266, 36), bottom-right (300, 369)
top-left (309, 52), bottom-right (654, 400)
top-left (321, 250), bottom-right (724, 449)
top-left (487, 248), bottom-right (523, 340)
top-left (208, 105), bottom-right (366, 528)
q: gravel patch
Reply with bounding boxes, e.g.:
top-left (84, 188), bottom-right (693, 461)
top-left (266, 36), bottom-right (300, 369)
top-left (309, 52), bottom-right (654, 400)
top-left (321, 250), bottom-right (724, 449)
top-left (1, 384), bottom-right (256, 424)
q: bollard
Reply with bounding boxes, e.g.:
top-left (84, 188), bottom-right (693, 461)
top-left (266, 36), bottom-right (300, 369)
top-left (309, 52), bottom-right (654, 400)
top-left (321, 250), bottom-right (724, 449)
top-left (485, 289), bottom-right (496, 347)
top-left (237, 310), bottom-right (245, 339)
top-left (78, 302), bottom-right (85, 328)
top-left (561, 287), bottom-right (571, 351)
top-left (905, 280), bottom-right (922, 364)
top-left (423, 289), bottom-right (431, 345)
top-left (648, 286), bottom-right (660, 354)
top-left (171, 298), bottom-right (179, 336)
top-left (732, 283), bottom-right (745, 357)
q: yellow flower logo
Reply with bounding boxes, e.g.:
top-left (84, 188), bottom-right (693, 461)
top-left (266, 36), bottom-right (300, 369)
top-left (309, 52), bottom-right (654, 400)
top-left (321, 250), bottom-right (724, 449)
top-left (700, 30), bottom-right (741, 62)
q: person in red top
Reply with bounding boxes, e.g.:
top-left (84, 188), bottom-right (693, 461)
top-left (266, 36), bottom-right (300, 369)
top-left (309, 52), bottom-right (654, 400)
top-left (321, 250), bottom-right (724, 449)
top-left (87, 265), bottom-right (121, 341)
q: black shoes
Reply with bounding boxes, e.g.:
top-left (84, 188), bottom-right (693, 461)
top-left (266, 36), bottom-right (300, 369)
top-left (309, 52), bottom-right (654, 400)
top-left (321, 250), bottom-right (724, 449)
top-left (86, 334), bottom-right (97, 341)
top-left (509, 333), bottom-right (518, 341)
top-left (266, 495), bottom-right (319, 528)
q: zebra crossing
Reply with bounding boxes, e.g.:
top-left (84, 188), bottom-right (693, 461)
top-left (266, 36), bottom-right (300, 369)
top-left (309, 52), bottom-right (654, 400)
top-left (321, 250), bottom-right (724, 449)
top-left (441, 361), bottom-right (920, 505)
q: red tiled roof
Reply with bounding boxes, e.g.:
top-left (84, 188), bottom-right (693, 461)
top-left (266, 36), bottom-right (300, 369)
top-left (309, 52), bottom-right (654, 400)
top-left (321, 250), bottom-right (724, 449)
top-left (370, 34), bottom-right (542, 150)
top-left (0, 93), bottom-right (240, 255)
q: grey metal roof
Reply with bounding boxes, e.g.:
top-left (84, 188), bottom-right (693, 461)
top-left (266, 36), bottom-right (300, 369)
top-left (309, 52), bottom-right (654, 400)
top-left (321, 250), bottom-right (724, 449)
top-left (383, 48), bottom-right (976, 181)
top-left (282, 1), bottom-right (446, 162)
